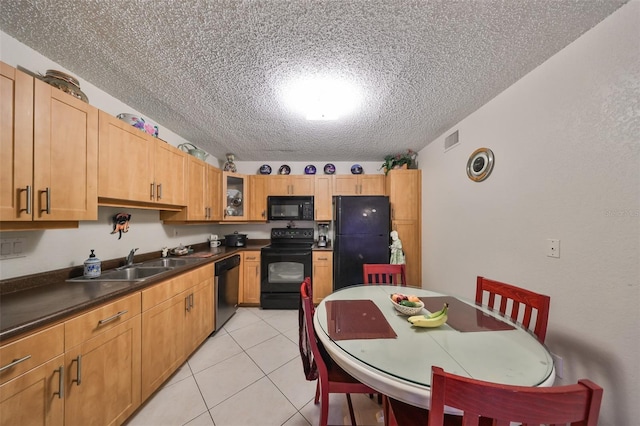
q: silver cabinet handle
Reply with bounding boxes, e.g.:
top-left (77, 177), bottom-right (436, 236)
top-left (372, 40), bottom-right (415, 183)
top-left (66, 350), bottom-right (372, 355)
top-left (317, 257), bottom-right (328, 261)
top-left (189, 293), bottom-right (194, 310)
top-left (157, 183), bottom-right (162, 199)
top-left (54, 366), bottom-right (64, 399)
top-left (0, 354), bottom-right (31, 372)
top-left (72, 355), bottom-right (82, 386)
top-left (150, 183), bottom-right (155, 200)
top-left (98, 310), bottom-right (128, 326)
top-left (185, 295), bottom-right (191, 312)
top-left (19, 185), bottom-right (32, 214)
top-left (40, 187), bottom-right (51, 214)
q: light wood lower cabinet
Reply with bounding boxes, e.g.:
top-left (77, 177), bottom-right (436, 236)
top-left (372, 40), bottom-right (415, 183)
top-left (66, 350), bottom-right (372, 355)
top-left (141, 264), bottom-right (214, 400)
top-left (63, 293), bottom-right (141, 426)
top-left (240, 251), bottom-right (261, 305)
top-left (312, 251), bottom-right (333, 304)
top-left (0, 324), bottom-right (65, 426)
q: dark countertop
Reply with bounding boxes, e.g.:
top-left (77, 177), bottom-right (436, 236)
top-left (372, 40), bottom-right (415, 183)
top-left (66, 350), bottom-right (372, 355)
top-left (0, 240), bottom-right (333, 343)
top-left (0, 243), bottom-right (267, 343)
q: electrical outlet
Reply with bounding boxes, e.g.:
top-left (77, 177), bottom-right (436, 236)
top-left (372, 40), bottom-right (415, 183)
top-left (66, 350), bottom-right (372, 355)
top-left (0, 238), bottom-right (27, 259)
top-left (173, 228), bottom-right (179, 237)
top-left (547, 239), bottom-right (560, 258)
top-left (550, 352), bottom-right (564, 378)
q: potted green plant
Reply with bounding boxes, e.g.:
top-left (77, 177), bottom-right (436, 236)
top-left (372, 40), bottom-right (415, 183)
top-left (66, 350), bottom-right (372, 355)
top-left (380, 149), bottom-right (417, 175)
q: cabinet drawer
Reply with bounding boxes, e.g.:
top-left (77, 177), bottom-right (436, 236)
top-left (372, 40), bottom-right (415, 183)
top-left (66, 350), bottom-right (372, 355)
top-left (64, 293), bottom-right (141, 349)
top-left (0, 324), bottom-right (64, 385)
top-left (142, 264), bottom-right (213, 311)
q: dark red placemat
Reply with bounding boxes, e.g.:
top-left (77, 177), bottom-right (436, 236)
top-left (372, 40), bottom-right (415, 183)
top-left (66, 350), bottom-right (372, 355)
top-left (325, 300), bottom-right (397, 341)
top-left (420, 296), bottom-right (515, 332)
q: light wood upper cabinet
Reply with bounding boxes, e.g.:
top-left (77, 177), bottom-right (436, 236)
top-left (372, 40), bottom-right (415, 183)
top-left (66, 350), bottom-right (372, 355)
top-left (314, 175), bottom-right (333, 221)
top-left (268, 175), bottom-right (314, 195)
top-left (161, 157), bottom-right (221, 222)
top-left (222, 172), bottom-right (246, 220)
top-left (248, 175), bottom-right (268, 221)
top-left (98, 111), bottom-right (186, 208)
top-left (1, 63), bottom-right (98, 227)
top-left (385, 169), bottom-right (422, 287)
top-left (0, 63), bottom-right (33, 222)
top-left (334, 175), bottom-right (385, 196)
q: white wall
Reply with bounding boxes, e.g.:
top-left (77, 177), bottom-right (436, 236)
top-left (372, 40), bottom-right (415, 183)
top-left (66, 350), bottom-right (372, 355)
top-left (419, 3), bottom-right (639, 424)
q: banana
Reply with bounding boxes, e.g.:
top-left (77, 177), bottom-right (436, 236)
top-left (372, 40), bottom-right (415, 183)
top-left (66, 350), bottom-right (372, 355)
top-left (427, 303), bottom-right (449, 319)
top-left (411, 314), bottom-right (448, 328)
top-left (407, 303), bottom-right (449, 328)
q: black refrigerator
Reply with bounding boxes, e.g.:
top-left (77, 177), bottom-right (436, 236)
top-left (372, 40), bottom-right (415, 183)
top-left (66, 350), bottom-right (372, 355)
top-left (333, 195), bottom-right (390, 290)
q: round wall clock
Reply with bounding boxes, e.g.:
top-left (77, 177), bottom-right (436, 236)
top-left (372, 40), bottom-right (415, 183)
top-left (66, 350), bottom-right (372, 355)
top-left (466, 148), bottom-right (495, 182)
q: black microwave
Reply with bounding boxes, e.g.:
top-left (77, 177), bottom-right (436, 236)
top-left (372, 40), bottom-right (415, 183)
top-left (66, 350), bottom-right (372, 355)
top-left (267, 196), bottom-right (314, 221)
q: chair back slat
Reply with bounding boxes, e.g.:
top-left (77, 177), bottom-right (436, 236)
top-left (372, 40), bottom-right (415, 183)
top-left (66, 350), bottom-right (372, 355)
top-left (363, 264), bottom-right (407, 286)
top-left (428, 366), bottom-right (603, 426)
top-left (476, 276), bottom-right (551, 342)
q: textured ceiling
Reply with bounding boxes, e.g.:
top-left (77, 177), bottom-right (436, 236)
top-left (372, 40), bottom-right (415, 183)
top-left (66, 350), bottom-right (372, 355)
top-left (0, 0), bottom-right (627, 162)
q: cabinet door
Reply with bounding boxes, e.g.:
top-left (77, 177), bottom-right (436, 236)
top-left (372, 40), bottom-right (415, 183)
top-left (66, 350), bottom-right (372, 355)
top-left (386, 169), bottom-right (420, 221)
top-left (314, 175), bottom-right (333, 221)
top-left (359, 175), bottom-right (385, 195)
top-left (184, 278), bottom-right (214, 356)
top-left (222, 172), bottom-right (246, 220)
top-left (248, 175), bottom-right (267, 221)
top-left (267, 175), bottom-right (291, 195)
top-left (98, 110), bottom-right (154, 203)
top-left (312, 252), bottom-right (333, 304)
top-left (290, 176), bottom-right (314, 195)
top-left (0, 355), bottom-right (64, 426)
top-left (242, 251), bottom-right (261, 305)
top-left (153, 141), bottom-right (186, 206)
top-left (64, 316), bottom-right (141, 426)
top-left (0, 63), bottom-right (33, 221)
top-left (33, 78), bottom-right (98, 221)
top-left (333, 175), bottom-right (359, 195)
top-left (141, 290), bottom-right (187, 400)
top-left (186, 156), bottom-right (207, 220)
top-left (207, 165), bottom-right (222, 221)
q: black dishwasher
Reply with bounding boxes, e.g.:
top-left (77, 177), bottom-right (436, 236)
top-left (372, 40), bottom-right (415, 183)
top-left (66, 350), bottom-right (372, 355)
top-left (214, 254), bottom-right (240, 332)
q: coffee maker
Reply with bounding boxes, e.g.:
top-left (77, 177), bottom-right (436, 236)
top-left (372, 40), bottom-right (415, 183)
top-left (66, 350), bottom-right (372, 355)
top-left (317, 223), bottom-right (329, 247)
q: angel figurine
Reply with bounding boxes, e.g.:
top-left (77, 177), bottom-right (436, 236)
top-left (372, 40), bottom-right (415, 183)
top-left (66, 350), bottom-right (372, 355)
top-left (389, 230), bottom-right (405, 264)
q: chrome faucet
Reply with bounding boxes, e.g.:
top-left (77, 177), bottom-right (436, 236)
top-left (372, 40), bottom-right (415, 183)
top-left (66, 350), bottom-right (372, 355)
top-left (126, 248), bottom-right (138, 266)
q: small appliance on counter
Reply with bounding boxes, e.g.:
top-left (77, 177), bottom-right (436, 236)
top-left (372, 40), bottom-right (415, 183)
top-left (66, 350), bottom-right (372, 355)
top-left (317, 223), bottom-right (329, 247)
top-left (83, 249), bottom-right (101, 278)
top-left (225, 231), bottom-right (247, 247)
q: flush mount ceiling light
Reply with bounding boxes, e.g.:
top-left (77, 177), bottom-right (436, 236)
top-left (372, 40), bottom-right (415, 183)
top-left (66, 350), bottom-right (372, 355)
top-left (283, 77), bottom-right (360, 121)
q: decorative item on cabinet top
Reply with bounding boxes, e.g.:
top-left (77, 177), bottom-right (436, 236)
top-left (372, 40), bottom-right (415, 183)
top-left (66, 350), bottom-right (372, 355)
top-left (117, 113), bottom-right (159, 137)
top-left (304, 165), bottom-right (317, 175)
top-left (178, 143), bottom-right (209, 161)
top-left (323, 163), bottom-right (336, 174)
top-left (224, 153), bottom-right (237, 172)
top-left (278, 164), bottom-right (291, 175)
top-left (259, 164), bottom-right (272, 175)
top-left (380, 149), bottom-right (418, 175)
top-left (40, 69), bottom-right (89, 103)
top-left (350, 164), bottom-right (363, 174)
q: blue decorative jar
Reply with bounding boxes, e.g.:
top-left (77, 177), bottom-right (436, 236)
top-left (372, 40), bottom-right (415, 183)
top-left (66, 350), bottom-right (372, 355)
top-left (304, 165), bottom-right (317, 175)
top-left (351, 164), bottom-right (363, 174)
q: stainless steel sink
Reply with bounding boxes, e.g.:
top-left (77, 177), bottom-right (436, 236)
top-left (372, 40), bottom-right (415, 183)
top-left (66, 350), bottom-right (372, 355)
top-left (67, 266), bottom-right (173, 282)
top-left (142, 258), bottom-right (202, 268)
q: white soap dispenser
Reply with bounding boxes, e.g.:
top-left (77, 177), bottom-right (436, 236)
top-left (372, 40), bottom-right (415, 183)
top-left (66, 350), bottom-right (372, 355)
top-left (83, 249), bottom-right (101, 278)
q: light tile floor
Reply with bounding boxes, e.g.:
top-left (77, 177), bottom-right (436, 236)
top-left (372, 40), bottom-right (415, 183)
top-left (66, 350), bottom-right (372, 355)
top-left (125, 307), bottom-right (383, 426)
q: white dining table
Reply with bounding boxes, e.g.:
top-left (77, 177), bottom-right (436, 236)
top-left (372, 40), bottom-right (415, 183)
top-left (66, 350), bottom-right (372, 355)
top-left (313, 285), bottom-right (555, 410)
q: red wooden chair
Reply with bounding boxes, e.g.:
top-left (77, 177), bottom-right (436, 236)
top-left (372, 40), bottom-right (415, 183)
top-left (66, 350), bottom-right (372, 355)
top-left (476, 276), bottom-right (551, 342)
top-left (429, 365), bottom-right (603, 426)
top-left (299, 278), bottom-right (378, 426)
top-left (384, 366), bottom-right (603, 426)
top-left (363, 264), bottom-right (407, 286)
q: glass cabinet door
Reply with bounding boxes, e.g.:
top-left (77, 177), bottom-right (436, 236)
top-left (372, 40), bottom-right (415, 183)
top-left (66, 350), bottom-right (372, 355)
top-left (222, 172), bottom-right (246, 220)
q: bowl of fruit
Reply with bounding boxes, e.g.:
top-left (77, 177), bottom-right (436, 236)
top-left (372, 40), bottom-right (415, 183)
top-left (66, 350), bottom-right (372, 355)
top-left (390, 293), bottom-right (424, 315)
